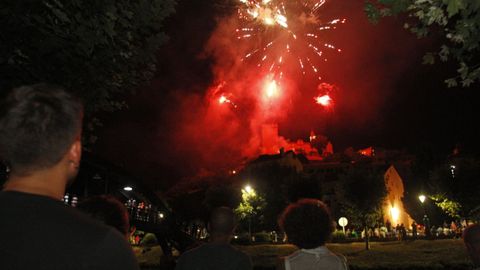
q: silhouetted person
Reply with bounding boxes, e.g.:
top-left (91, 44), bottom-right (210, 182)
top-left (400, 224), bottom-right (407, 241)
top-left (412, 221), bottom-right (417, 239)
top-left (463, 223), bottom-right (480, 268)
top-left (278, 199), bottom-right (348, 270)
top-left (423, 215), bottom-right (431, 238)
top-left (385, 219), bottom-right (392, 233)
top-left (175, 207), bottom-right (252, 270)
top-left (77, 195), bottom-right (130, 239)
top-left (0, 84), bottom-right (139, 270)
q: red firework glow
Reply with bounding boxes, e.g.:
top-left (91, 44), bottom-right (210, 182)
top-left (315, 94), bottom-right (332, 107)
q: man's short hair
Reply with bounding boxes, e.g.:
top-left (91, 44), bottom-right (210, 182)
top-left (209, 207), bottom-right (236, 235)
top-left (0, 84), bottom-right (83, 175)
top-left (279, 199), bottom-right (334, 249)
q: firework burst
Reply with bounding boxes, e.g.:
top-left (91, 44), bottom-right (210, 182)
top-left (314, 82), bottom-right (336, 109)
top-left (236, 0), bottom-right (345, 82)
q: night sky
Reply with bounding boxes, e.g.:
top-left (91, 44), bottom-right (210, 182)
top-left (93, 0), bottom-right (480, 190)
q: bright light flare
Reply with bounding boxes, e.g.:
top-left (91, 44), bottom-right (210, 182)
top-left (314, 94), bottom-right (332, 106)
top-left (219, 95), bottom-right (228, 104)
top-left (265, 79), bottom-right (279, 98)
top-left (217, 94), bottom-right (238, 109)
top-left (390, 206), bottom-right (400, 223)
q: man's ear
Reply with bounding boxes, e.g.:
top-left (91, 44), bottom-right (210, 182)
top-left (67, 139), bottom-right (82, 168)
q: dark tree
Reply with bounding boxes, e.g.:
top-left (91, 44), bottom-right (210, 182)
top-left (203, 184), bottom-right (241, 211)
top-left (339, 166), bottom-right (387, 250)
top-left (428, 158), bottom-right (480, 221)
top-left (365, 0), bottom-right (480, 87)
top-left (286, 176), bottom-right (322, 203)
top-left (0, 0), bottom-right (175, 115)
top-left (243, 160), bottom-right (302, 231)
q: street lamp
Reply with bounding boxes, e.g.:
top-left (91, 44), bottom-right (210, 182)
top-left (419, 194), bottom-right (430, 238)
top-left (418, 194), bottom-right (426, 204)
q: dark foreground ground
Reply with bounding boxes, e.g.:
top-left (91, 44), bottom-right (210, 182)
top-left (136, 239), bottom-right (473, 270)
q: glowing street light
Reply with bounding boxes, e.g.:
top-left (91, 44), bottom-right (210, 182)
top-left (450, 165), bottom-right (456, 178)
top-left (419, 194), bottom-right (431, 238)
top-left (245, 185), bottom-right (253, 194)
top-left (123, 186), bottom-right (133, 191)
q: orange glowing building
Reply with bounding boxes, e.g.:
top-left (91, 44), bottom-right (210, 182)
top-left (255, 125), bottom-right (415, 226)
top-left (260, 124), bottom-right (332, 160)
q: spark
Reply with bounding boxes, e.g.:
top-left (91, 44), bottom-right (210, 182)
top-left (237, 0), bottom-right (345, 83)
top-left (219, 95), bottom-right (228, 104)
top-left (315, 94), bottom-right (332, 107)
top-left (218, 93), bottom-right (239, 109)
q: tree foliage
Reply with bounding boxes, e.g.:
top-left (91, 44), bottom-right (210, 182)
top-left (365, 0), bottom-right (480, 87)
top-left (428, 158), bottom-right (480, 219)
top-left (429, 193), bottom-right (461, 218)
top-left (235, 187), bottom-right (267, 233)
top-left (242, 156), bottom-right (303, 230)
top-left (339, 166), bottom-right (387, 250)
top-left (0, 0), bottom-right (175, 113)
top-left (203, 184), bottom-right (241, 211)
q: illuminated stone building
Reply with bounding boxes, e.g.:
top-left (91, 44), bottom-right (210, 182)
top-left (255, 126), bottom-right (415, 226)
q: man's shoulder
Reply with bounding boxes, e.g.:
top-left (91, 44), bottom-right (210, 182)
top-left (0, 191), bottom-right (107, 231)
top-left (0, 191), bottom-right (139, 269)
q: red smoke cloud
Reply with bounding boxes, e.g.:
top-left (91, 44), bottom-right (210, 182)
top-left (159, 0), bottom-right (425, 177)
top-left (96, 0), bottom-right (428, 186)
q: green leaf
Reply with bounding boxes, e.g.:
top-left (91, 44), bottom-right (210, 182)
top-left (365, 2), bottom-right (381, 24)
top-left (439, 45), bottom-right (450, 61)
top-left (461, 78), bottom-right (474, 87)
top-left (422, 52), bottom-right (436, 65)
top-left (446, 0), bottom-right (463, 17)
top-left (445, 78), bottom-right (458, 87)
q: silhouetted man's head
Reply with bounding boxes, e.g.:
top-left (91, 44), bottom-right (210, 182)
top-left (208, 207), bottom-right (236, 237)
top-left (464, 223), bottom-right (480, 266)
top-left (0, 84), bottom-right (83, 180)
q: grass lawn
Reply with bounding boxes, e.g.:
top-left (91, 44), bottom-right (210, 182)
top-left (137, 239), bottom-right (473, 270)
top-left (238, 239), bottom-right (473, 270)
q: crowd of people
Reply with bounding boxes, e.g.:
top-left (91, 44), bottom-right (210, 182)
top-left (1, 84), bottom-right (480, 270)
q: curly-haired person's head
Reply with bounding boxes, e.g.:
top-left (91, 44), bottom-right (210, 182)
top-left (279, 199), bottom-right (334, 249)
top-left (77, 195), bottom-right (130, 238)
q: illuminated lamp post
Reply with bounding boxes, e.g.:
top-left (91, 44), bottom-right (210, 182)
top-left (419, 194), bottom-right (431, 238)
